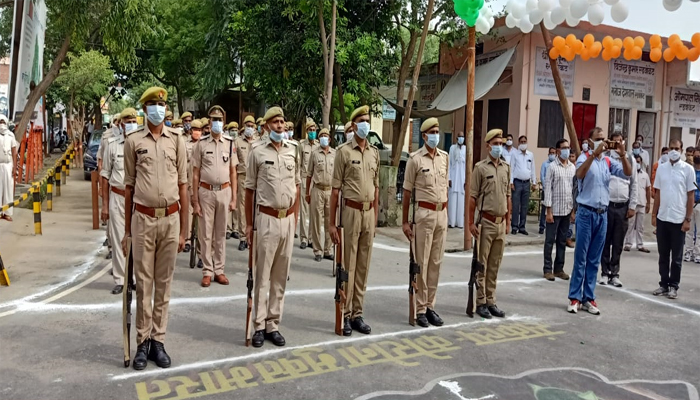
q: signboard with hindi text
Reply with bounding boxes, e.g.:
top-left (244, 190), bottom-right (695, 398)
top-left (609, 59), bottom-right (656, 109)
top-left (534, 47), bottom-right (575, 97)
top-left (670, 87), bottom-right (700, 128)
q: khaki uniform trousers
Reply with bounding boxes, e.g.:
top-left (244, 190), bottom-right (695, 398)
top-left (133, 211), bottom-right (179, 344)
top-left (310, 186), bottom-right (332, 256)
top-left (185, 187), bottom-right (201, 254)
top-left (342, 206), bottom-right (375, 319)
top-left (254, 212), bottom-right (295, 332)
top-left (108, 192), bottom-right (127, 285)
top-left (198, 187), bottom-right (231, 277)
top-left (236, 175), bottom-right (247, 241)
top-left (476, 218), bottom-right (506, 306)
top-left (414, 207), bottom-right (447, 313)
top-left (227, 208), bottom-right (239, 235)
top-left (299, 180), bottom-right (310, 243)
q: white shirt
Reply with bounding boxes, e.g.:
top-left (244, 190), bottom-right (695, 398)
top-left (654, 160), bottom-right (696, 224)
top-left (0, 128), bottom-right (17, 164)
top-left (510, 149), bottom-right (536, 183)
top-left (503, 146), bottom-right (517, 164)
top-left (639, 148), bottom-right (650, 171)
top-left (448, 144), bottom-right (466, 195)
top-left (608, 153), bottom-right (638, 210)
top-left (636, 168), bottom-right (650, 208)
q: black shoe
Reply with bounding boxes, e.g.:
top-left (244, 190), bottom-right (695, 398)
top-left (426, 308), bottom-right (444, 326)
top-left (131, 283), bottom-right (136, 291)
top-left (511, 229), bottom-right (518, 235)
top-left (538, 228), bottom-right (544, 234)
top-left (487, 305), bottom-right (506, 318)
top-left (106, 250), bottom-right (112, 260)
top-left (103, 238), bottom-right (109, 247)
top-left (111, 285), bottom-right (123, 295)
top-left (183, 243), bottom-right (191, 253)
top-left (416, 313), bottom-right (429, 327)
top-left (308, 242), bottom-right (313, 249)
top-left (323, 254), bottom-right (334, 260)
top-left (133, 339), bottom-right (150, 370)
top-left (314, 255), bottom-right (322, 262)
top-left (295, 233), bottom-right (298, 238)
top-left (476, 305), bottom-right (492, 319)
top-left (226, 232), bottom-right (232, 240)
top-left (300, 242), bottom-right (307, 250)
top-left (252, 330), bottom-right (264, 348)
top-left (351, 317), bottom-right (371, 334)
top-left (232, 232), bottom-right (240, 239)
top-left (238, 241), bottom-right (247, 251)
top-left (342, 318), bottom-right (352, 336)
top-left (147, 339), bottom-right (171, 368)
top-left (519, 230), bottom-right (529, 236)
top-left (197, 259), bottom-right (203, 269)
top-left (265, 331), bottom-right (286, 346)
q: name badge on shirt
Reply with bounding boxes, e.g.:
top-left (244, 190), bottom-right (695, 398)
top-left (206, 151), bottom-right (214, 154)
top-left (136, 149), bottom-right (147, 155)
top-left (422, 169), bottom-right (430, 172)
top-left (486, 175), bottom-right (494, 179)
top-left (351, 160), bottom-right (361, 164)
top-left (265, 160), bottom-right (274, 165)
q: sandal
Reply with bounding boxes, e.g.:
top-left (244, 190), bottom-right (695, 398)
top-left (638, 247), bottom-right (650, 253)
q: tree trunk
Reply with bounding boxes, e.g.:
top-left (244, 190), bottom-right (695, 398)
top-left (463, 27), bottom-right (476, 251)
top-left (390, 30), bottom-right (420, 163)
top-left (319, 0), bottom-right (337, 129)
top-left (334, 63), bottom-right (347, 123)
top-left (175, 84), bottom-right (184, 116)
top-left (14, 32), bottom-right (71, 144)
top-left (94, 100), bottom-right (103, 130)
top-left (392, 0), bottom-right (435, 167)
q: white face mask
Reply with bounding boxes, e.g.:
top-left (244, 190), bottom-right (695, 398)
top-left (518, 143), bottom-right (527, 151)
top-left (660, 154), bottom-right (669, 164)
top-left (124, 122), bottom-right (138, 133)
top-left (146, 105), bottom-right (166, 125)
top-left (582, 142), bottom-right (589, 152)
top-left (346, 132), bottom-right (354, 142)
top-left (669, 150), bottom-right (681, 162)
top-left (506, 140), bottom-right (513, 147)
top-left (593, 140), bottom-right (604, 151)
top-left (244, 127), bottom-right (255, 137)
top-left (211, 121), bottom-right (223, 134)
top-left (355, 122), bottom-right (370, 139)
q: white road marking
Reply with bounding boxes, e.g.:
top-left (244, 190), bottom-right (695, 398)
top-left (600, 285), bottom-right (700, 317)
top-left (110, 314), bottom-right (539, 381)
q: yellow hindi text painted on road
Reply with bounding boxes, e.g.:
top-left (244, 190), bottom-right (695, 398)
top-left (134, 323), bottom-right (563, 400)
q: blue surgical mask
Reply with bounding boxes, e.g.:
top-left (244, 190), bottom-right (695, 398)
top-left (258, 126), bottom-right (262, 133)
top-left (270, 130), bottom-right (284, 143)
top-left (308, 131), bottom-right (317, 141)
top-left (489, 144), bottom-right (503, 159)
top-left (320, 136), bottom-right (330, 147)
top-left (560, 149), bottom-right (570, 160)
top-left (355, 122), bottom-right (369, 139)
top-left (633, 148), bottom-right (640, 156)
top-left (211, 121), bottom-right (223, 134)
top-left (124, 123), bottom-right (138, 133)
top-left (164, 120), bottom-right (172, 127)
top-left (426, 133), bottom-right (439, 149)
top-left (458, 137), bottom-right (465, 145)
top-left (146, 105), bottom-right (166, 125)
top-left (548, 154), bottom-right (556, 162)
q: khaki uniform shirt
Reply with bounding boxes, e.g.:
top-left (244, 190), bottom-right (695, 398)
top-left (235, 136), bottom-right (255, 175)
top-left (97, 127), bottom-right (118, 161)
top-left (331, 136), bottom-right (380, 203)
top-left (99, 134), bottom-right (126, 190)
top-left (192, 134), bottom-right (239, 186)
top-left (185, 138), bottom-right (198, 186)
top-left (245, 139), bottom-right (301, 210)
top-left (403, 146), bottom-right (449, 203)
top-left (307, 146), bottom-right (336, 188)
top-left (299, 139), bottom-right (320, 179)
top-left (470, 156), bottom-right (511, 217)
top-left (124, 126), bottom-right (188, 207)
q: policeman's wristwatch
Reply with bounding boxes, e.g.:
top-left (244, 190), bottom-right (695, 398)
top-left (685, 217), bottom-right (692, 223)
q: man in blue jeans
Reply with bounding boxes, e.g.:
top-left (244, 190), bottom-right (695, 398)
top-left (568, 127), bottom-right (632, 315)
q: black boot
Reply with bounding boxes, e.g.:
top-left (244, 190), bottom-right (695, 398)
top-left (350, 317), bottom-right (371, 334)
top-left (147, 339), bottom-right (171, 368)
top-left (111, 285), bottom-right (123, 295)
top-left (238, 241), bottom-right (247, 251)
top-left (487, 305), bottom-right (506, 318)
top-left (476, 305), bottom-right (492, 319)
top-left (264, 331), bottom-right (286, 346)
top-left (133, 339), bottom-right (150, 370)
top-left (415, 313), bottom-right (429, 327)
top-left (426, 308), bottom-right (444, 326)
top-left (342, 317), bottom-right (352, 336)
top-left (252, 330), bottom-right (264, 348)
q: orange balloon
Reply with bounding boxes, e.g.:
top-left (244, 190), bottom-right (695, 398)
top-left (650, 47), bottom-right (662, 62)
top-left (549, 47), bottom-right (560, 59)
top-left (634, 36), bottom-right (645, 49)
top-left (573, 40), bottom-right (584, 54)
top-left (566, 34), bottom-right (577, 47)
top-left (553, 36), bottom-right (565, 49)
top-left (623, 48), bottom-right (633, 60)
top-left (650, 34), bottom-right (662, 48)
top-left (562, 45), bottom-right (574, 60)
top-left (611, 45), bottom-right (621, 58)
top-left (669, 34), bottom-right (681, 45)
top-left (602, 49), bottom-right (612, 61)
top-left (590, 42), bottom-right (602, 57)
top-left (623, 37), bottom-right (635, 49)
top-left (664, 47), bottom-right (675, 62)
top-left (632, 46), bottom-right (642, 59)
top-left (581, 53), bottom-right (590, 61)
top-left (693, 33), bottom-right (700, 48)
top-left (613, 38), bottom-right (623, 48)
top-left (689, 47), bottom-right (700, 62)
top-left (677, 45), bottom-right (689, 60)
top-left (565, 52), bottom-right (575, 62)
top-left (583, 34), bottom-right (595, 48)
top-left (602, 36), bottom-right (614, 49)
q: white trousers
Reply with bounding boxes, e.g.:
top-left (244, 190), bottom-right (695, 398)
top-left (684, 205), bottom-right (700, 257)
top-left (448, 191), bottom-right (464, 228)
top-left (0, 163), bottom-right (13, 216)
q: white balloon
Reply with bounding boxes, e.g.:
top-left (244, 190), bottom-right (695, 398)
top-left (526, 0), bottom-right (538, 11)
top-left (663, 0), bottom-right (682, 11)
top-left (550, 6), bottom-right (567, 24)
top-left (587, 3), bottom-right (605, 25)
top-left (559, 0), bottom-right (573, 7)
top-left (529, 8), bottom-right (544, 24)
top-left (610, 1), bottom-right (628, 22)
top-left (539, 0), bottom-right (556, 11)
top-left (488, 16), bottom-right (495, 27)
top-left (543, 11), bottom-right (558, 29)
top-left (565, 14), bottom-right (580, 26)
top-left (690, 0), bottom-right (700, 3)
top-left (476, 17), bottom-right (490, 34)
top-left (603, 0), bottom-right (619, 4)
top-left (505, 13), bottom-right (517, 28)
top-left (519, 18), bottom-right (534, 33)
top-left (511, 2), bottom-right (526, 18)
top-left (482, 6), bottom-right (493, 18)
top-left (569, 0), bottom-right (589, 18)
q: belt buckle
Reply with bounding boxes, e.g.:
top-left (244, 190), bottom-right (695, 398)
top-left (277, 209), bottom-right (287, 218)
top-left (212, 184), bottom-right (221, 191)
top-left (362, 202), bottom-right (370, 211)
top-left (436, 203), bottom-right (443, 211)
top-left (154, 208), bottom-right (166, 218)
top-left (495, 216), bottom-right (503, 224)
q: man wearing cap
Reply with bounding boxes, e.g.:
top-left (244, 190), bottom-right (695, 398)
top-left (246, 106), bottom-right (300, 348)
top-left (173, 119), bottom-right (183, 129)
top-left (344, 121), bottom-right (354, 143)
top-left (165, 110), bottom-right (174, 127)
top-left (298, 119), bottom-right (320, 249)
top-left (226, 121), bottom-right (240, 240)
top-left (330, 105), bottom-right (380, 336)
top-left (256, 117), bottom-right (265, 140)
top-left (201, 118), bottom-right (211, 137)
top-left (97, 115), bottom-right (122, 258)
top-left (184, 119), bottom-right (203, 257)
top-left (181, 112), bottom-right (193, 136)
top-left (192, 106), bottom-right (238, 287)
top-left (306, 128), bottom-right (335, 262)
top-left (101, 108), bottom-right (138, 294)
top-left (235, 115), bottom-right (257, 251)
top-left (123, 86), bottom-right (189, 370)
top-left (0, 114), bottom-right (17, 222)
top-left (469, 129), bottom-right (511, 320)
top-left (402, 118), bottom-right (448, 327)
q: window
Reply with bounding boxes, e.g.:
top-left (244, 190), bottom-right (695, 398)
top-left (537, 100), bottom-right (565, 148)
top-left (609, 108), bottom-right (631, 140)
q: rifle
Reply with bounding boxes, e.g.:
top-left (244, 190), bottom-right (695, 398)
top-left (245, 196), bottom-right (256, 347)
top-left (408, 192), bottom-right (420, 326)
top-left (334, 195), bottom-right (348, 336)
top-left (466, 196), bottom-right (485, 317)
top-left (122, 237), bottom-right (134, 367)
top-left (188, 214), bottom-right (198, 269)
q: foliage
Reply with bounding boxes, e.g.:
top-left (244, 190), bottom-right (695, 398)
top-left (0, 5), bottom-right (12, 58)
top-left (55, 50), bottom-right (114, 108)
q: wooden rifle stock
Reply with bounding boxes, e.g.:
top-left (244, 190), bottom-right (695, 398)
top-left (334, 196), bottom-right (347, 336)
top-left (245, 197), bottom-right (256, 346)
top-left (122, 237), bottom-right (134, 367)
top-left (408, 194), bottom-right (419, 326)
top-left (188, 214), bottom-right (198, 269)
top-left (466, 224), bottom-right (483, 317)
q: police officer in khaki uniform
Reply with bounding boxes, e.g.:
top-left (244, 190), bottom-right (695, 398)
top-left (165, 110), bottom-right (174, 127)
top-left (235, 115), bottom-right (257, 251)
top-left (256, 117), bottom-right (266, 140)
top-left (246, 107), bottom-right (300, 348)
top-left (100, 108), bottom-right (138, 294)
top-left (181, 112), bottom-right (193, 136)
top-left (201, 117), bottom-right (211, 136)
top-left (306, 128), bottom-right (335, 262)
top-left (98, 115), bottom-right (121, 257)
top-left (226, 121), bottom-right (241, 240)
top-left (193, 106), bottom-right (238, 287)
top-left (401, 118), bottom-right (448, 327)
top-left (184, 120), bottom-right (204, 258)
top-left (123, 87), bottom-right (189, 370)
top-left (173, 119), bottom-right (182, 129)
top-left (298, 119), bottom-right (319, 249)
top-left (330, 105), bottom-right (380, 336)
top-left (469, 129), bottom-right (511, 320)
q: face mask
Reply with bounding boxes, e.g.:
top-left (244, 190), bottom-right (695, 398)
top-left (489, 144), bottom-right (503, 159)
top-left (192, 130), bottom-right (202, 140)
top-left (146, 105), bottom-right (166, 125)
top-left (669, 150), bottom-right (681, 162)
top-left (270, 130), bottom-right (284, 143)
top-left (211, 121), bottom-right (223, 134)
top-left (426, 133), bottom-right (439, 149)
top-left (244, 127), bottom-right (255, 137)
top-left (660, 154), bottom-right (669, 164)
top-left (346, 132), bottom-right (354, 142)
top-left (582, 142), bottom-right (589, 152)
top-left (548, 154), bottom-right (556, 162)
top-left (560, 149), bottom-right (570, 160)
top-left (632, 148), bottom-right (640, 156)
top-left (518, 143), bottom-right (528, 151)
top-left (320, 136), bottom-right (330, 148)
top-left (287, 131), bottom-right (293, 139)
top-left (355, 122), bottom-right (370, 139)
top-left (183, 122), bottom-right (191, 131)
top-left (258, 126), bottom-right (262, 133)
top-left (164, 120), bottom-right (172, 127)
top-left (308, 131), bottom-right (317, 141)
top-left (593, 140), bottom-right (604, 151)
top-left (458, 137), bottom-right (464, 145)
top-left (506, 140), bottom-right (513, 147)
top-left (694, 156), bottom-right (700, 165)
top-left (124, 123), bottom-right (138, 133)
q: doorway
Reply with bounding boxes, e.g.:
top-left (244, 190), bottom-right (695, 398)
top-left (636, 111), bottom-right (656, 160)
top-left (572, 103), bottom-right (598, 144)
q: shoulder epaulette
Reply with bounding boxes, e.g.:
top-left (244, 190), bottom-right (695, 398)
top-left (125, 126), bottom-right (145, 137)
top-left (285, 139), bottom-right (298, 147)
top-left (107, 136), bottom-right (121, 144)
top-left (165, 126), bottom-right (181, 135)
top-left (201, 134), bottom-right (211, 141)
top-left (437, 148), bottom-right (448, 156)
top-left (251, 139), bottom-right (266, 150)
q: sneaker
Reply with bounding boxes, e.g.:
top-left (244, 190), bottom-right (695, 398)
top-left (543, 272), bottom-right (555, 281)
top-left (667, 287), bottom-right (678, 299)
top-left (582, 300), bottom-right (601, 315)
top-left (683, 252), bottom-right (692, 262)
top-left (652, 286), bottom-right (669, 296)
top-left (554, 271), bottom-right (570, 280)
top-left (598, 277), bottom-right (607, 285)
top-left (610, 277), bottom-right (623, 287)
top-left (695, 257), bottom-right (700, 264)
top-left (567, 299), bottom-right (580, 313)
top-left (623, 245), bottom-right (631, 251)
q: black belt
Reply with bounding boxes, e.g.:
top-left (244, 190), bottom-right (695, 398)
top-left (514, 178), bottom-right (530, 183)
top-left (579, 203), bottom-right (607, 214)
top-left (609, 201), bottom-right (629, 208)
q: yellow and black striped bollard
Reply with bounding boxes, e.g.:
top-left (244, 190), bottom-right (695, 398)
top-left (47, 171), bottom-right (54, 211)
top-left (32, 185), bottom-right (42, 235)
top-left (61, 157), bottom-right (67, 185)
top-left (66, 152), bottom-right (72, 177)
top-left (54, 167), bottom-right (61, 196)
top-left (0, 249), bottom-right (9, 286)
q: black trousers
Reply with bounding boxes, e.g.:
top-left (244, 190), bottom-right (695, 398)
top-left (601, 202), bottom-right (628, 278)
top-left (657, 219), bottom-right (685, 289)
top-left (543, 214), bottom-right (570, 274)
top-left (511, 179), bottom-right (530, 232)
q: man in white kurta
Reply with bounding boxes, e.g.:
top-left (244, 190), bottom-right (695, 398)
top-left (0, 115), bottom-right (17, 221)
top-left (448, 132), bottom-right (466, 228)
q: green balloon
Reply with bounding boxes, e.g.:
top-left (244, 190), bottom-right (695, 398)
top-left (465, 8), bottom-right (480, 26)
top-left (454, 0), bottom-right (470, 17)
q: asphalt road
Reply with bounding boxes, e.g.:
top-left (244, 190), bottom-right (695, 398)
top-left (1, 233), bottom-right (698, 400)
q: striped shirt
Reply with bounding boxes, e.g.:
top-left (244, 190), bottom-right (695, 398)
top-left (543, 157), bottom-right (576, 216)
